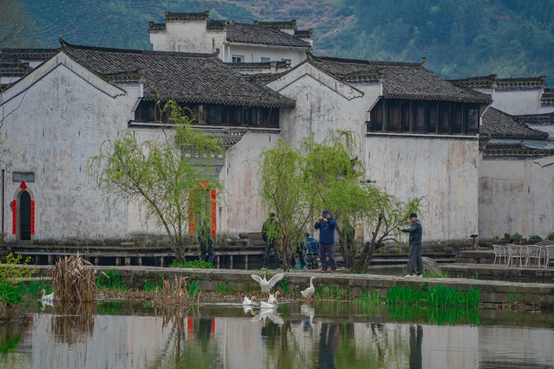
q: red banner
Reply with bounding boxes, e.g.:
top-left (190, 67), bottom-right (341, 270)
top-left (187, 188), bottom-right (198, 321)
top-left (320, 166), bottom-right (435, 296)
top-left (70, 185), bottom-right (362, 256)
top-left (30, 200), bottom-right (35, 235)
top-left (210, 190), bottom-right (217, 236)
top-left (12, 200), bottom-right (16, 234)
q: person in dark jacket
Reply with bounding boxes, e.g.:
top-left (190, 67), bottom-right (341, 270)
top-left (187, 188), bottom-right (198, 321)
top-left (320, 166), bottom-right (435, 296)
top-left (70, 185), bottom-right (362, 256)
top-left (262, 213), bottom-right (281, 270)
top-left (199, 219), bottom-right (215, 264)
top-left (304, 232), bottom-right (319, 269)
top-left (314, 209), bottom-right (337, 272)
top-left (397, 212), bottom-right (423, 277)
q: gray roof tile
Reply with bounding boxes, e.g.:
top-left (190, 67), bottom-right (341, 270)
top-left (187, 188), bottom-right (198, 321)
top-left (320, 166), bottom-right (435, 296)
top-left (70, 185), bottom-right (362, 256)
top-left (309, 55), bottom-right (491, 104)
top-left (481, 107), bottom-right (549, 140)
top-left (225, 22), bottom-right (310, 48)
top-left (59, 39), bottom-right (295, 109)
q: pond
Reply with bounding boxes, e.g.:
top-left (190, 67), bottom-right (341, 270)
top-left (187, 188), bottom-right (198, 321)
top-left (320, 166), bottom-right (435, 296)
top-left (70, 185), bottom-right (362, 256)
top-left (1, 301), bottom-right (553, 369)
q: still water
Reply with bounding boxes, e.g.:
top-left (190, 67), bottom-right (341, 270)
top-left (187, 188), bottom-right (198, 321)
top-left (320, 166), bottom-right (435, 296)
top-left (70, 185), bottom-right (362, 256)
top-left (1, 301), bottom-right (553, 369)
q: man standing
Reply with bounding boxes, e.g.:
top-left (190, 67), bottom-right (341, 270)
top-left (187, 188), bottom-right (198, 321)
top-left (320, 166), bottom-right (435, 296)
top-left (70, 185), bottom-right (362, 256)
top-left (199, 219), bottom-right (215, 264)
top-left (397, 212), bottom-right (423, 277)
top-left (314, 210), bottom-right (337, 272)
top-left (262, 212), bottom-right (281, 270)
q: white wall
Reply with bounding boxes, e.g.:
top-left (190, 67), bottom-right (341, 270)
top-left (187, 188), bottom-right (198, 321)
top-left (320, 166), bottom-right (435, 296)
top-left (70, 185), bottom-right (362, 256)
top-left (479, 156), bottom-right (554, 239)
top-left (150, 21), bottom-right (226, 54)
top-left (365, 135), bottom-right (480, 244)
top-left (226, 44), bottom-right (306, 65)
top-left (219, 131), bottom-right (279, 237)
top-left (475, 87), bottom-right (554, 115)
top-left (0, 53), bottom-right (138, 243)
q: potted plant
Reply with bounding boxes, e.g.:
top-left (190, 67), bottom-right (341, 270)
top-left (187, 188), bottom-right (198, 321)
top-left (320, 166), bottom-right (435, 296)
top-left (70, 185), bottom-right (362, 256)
top-left (528, 235), bottom-right (542, 244)
top-left (512, 232), bottom-right (523, 245)
top-left (547, 233), bottom-right (554, 241)
top-left (492, 236), bottom-right (501, 244)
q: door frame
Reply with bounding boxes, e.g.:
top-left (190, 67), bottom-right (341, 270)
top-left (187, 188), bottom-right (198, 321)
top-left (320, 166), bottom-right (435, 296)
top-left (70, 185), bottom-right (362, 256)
top-left (13, 184), bottom-right (35, 243)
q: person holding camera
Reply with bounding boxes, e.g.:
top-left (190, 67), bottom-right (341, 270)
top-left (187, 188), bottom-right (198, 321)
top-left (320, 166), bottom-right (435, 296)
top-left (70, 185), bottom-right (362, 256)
top-left (314, 209), bottom-right (337, 272)
top-left (397, 212), bottom-right (423, 277)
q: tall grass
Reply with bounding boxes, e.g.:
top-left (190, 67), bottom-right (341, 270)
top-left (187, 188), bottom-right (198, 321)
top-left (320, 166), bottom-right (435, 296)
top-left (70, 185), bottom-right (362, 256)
top-left (313, 285), bottom-right (343, 299)
top-left (354, 290), bottom-right (381, 305)
top-left (386, 284), bottom-right (481, 307)
top-left (386, 305), bottom-right (481, 325)
top-left (188, 280), bottom-right (200, 298)
top-left (96, 270), bottom-right (126, 291)
top-left (214, 282), bottom-right (235, 294)
top-left (49, 255), bottom-right (97, 302)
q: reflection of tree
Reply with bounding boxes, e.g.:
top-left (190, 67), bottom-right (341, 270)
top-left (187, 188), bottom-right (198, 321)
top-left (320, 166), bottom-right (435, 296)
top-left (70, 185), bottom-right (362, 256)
top-left (51, 303), bottom-right (95, 345)
top-left (409, 325), bottom-right (423, 369)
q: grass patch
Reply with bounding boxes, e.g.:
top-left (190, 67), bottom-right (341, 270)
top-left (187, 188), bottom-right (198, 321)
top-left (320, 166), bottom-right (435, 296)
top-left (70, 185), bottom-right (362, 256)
top-left (96, 270), bottom-right (127, 291)
top-left (214, 282), bottom-right (235, 294)
top-left (386, 305), bottom-right (481, 325)
top-left (354, 289), bottom-right (381, 305)
top-left (143, 280), bottom-right (161, 292)
top-left (188, 280), bottom-right (200, 298)
top-left (170, 259), bottom-right (214, 269)
top-left (386, 284), bottom-right (480, 307)
top-left (313, 285), bottom-right (343, 299)
top-left (422, 270), bottom-right (449, 278)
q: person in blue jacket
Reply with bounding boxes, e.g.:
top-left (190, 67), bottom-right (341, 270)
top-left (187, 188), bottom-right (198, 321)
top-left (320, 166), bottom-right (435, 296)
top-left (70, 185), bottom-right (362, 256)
top-left (314, 209), bottom-right (337, 272)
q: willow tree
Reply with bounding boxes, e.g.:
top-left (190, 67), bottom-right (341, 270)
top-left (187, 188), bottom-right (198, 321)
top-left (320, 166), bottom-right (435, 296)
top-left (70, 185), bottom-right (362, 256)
top-left (258, 140), bottom-right (315, 271)
top-left (260, 130), bottom-right (422, 273)
top-left (89, 101), bottom-right (224, 260)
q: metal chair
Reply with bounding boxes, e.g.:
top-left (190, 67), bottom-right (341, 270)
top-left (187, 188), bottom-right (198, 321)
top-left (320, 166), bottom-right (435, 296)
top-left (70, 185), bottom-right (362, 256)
top-left (493, 244), bottom-right (508, 266)
top-left (544, 245), bottom-right (554, 268)
top-left (507, 244), bottom-right (524, 267)
top-left (525, 245), bottom-right (542, 267)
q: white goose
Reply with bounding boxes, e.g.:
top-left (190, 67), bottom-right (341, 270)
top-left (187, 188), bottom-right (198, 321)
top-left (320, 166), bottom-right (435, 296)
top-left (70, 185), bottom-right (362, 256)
top-left (251, 271), bottom-right (284, 297)
top-left (260, 298), bottom-right (277, 309)
top-left (40, 288), bottom-right (55, 303)
top-left (268, 291), bottom-right (280, 305)
top-left (301, 276), bottom-right (317, 302)
top-left (242, 295), bottom-right (257, 306)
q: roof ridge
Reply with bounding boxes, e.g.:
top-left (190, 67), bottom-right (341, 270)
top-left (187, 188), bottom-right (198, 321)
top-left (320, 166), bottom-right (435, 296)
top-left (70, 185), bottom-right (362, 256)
top-left (59, 37), bottom-right (219, 58)
top-left (310, 54), bottom-right (423, 67)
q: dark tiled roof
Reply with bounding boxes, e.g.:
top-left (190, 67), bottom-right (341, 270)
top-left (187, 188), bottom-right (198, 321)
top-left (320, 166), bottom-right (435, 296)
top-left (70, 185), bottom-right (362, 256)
top-left (294, 29), bottom-right (313, 39)
top-left (59, 40), bottom-right (294, 109)
top-left (246, 71), bottom-right (289, 85)
top-left (512, 111), bottom-right (554, 125)
top-left (253, 20), bottom-right (297, 29)
top-left (207, 20), bottom-right (226, 30)
top-left (481, 108), bottom-right (549, 140)
top-left (1, 48), bottom-right (58, 60)
top-left (148, 22), bottom-right (166, 32)
top-left (165, 11), bottom-right (210, 21)
top-left (480, 139), bottom-right (554, 158)
top-left (308, 55), bottom-right (491, 104)
top-left (226, 22), bottom-right (310, 48)
top-left (449, 75), bottom-right (546, 89)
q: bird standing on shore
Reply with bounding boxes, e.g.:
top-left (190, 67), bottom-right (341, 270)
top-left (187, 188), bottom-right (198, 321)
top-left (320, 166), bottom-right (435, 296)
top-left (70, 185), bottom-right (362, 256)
top-left (301, 276), bottom-right (317, 302)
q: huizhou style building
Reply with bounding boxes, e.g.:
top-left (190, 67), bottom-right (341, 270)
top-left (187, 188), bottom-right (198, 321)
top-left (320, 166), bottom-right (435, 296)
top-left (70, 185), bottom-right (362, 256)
top-left (1, 11), bottom-right (554, 247)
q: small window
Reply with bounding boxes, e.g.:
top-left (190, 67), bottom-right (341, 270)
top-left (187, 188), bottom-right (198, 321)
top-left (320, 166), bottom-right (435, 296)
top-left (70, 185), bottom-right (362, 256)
top-left (439, 103), bottom-right (451, 133)
top-left (387, 101), bottom-right (401, 132)
top-left (401, 103), bottom-right (410, 132)
top-left (368, 101), bottom-right (383, 132)
top-left (454, 104), bottom-right (463, 134)
top-left (261, 57), bottom-right (270, 63)
top-left (467, 107), bottom-right (479, 133)
top-left (428, 106), bottom-right (437, 132)
top-left (232, 55), bottom-right (244, 63)
top-left (414, 103), bottom-right (426, 132)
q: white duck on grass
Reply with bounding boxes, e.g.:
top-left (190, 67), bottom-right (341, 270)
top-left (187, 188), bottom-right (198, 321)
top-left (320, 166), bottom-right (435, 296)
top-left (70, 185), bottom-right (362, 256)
top-left (301, 276), bottom-right (317, 302)
top-left (40, 288), bottom-right (55, 303)
top-left (251, 271), bottom-right (284, 298)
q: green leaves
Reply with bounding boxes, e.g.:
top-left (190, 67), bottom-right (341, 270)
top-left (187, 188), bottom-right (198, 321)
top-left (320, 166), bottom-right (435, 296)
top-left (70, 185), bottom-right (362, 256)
top-left (89, 100), bottom-right (224, 258)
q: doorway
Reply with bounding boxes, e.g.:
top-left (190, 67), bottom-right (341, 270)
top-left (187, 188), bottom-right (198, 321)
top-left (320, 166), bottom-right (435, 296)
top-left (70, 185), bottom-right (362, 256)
top-left (19, 191), bottom-right (31, 240)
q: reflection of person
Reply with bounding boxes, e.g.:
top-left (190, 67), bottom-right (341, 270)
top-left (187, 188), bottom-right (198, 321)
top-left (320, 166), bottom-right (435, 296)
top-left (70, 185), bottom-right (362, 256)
top-left (199, 219), bottom-right (215, 264)
top-left (262, 213), bottom-right (281, 270)
top-left (318, 322), bottom-right (339, 369)
top-left (409, 324), bottom-right (423, 369)
top-left (397, 213), bottom-right (423, 277)
top-left (314, 210), bottom-right (337, 272)
top-left (304, 233), bottom-right (319, 269)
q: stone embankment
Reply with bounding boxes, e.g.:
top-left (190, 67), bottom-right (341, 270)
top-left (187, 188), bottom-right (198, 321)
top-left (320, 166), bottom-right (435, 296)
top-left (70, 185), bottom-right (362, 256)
top-left (24, 265), bottom-right (554, 308)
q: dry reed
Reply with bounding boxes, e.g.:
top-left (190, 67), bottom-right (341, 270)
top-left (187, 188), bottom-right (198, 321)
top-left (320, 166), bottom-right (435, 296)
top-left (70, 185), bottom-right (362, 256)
top-left (48, 254), bottom-right (98, 302)
top-left (51, 303), bottom-right (95, 344)
top-left (161, 275), bottom-right (189, 306)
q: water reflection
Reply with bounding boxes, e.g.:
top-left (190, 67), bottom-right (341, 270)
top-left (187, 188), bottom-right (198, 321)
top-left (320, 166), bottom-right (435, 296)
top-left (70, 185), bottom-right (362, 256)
top-left (0, 301), bottom-right (553, 369)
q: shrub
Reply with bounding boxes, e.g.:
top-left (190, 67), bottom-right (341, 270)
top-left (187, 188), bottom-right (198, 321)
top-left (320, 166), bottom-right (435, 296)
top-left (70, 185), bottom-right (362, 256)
top-left (170, 259), bottom-right (214, 269)
top-left (512, 233), bottom-right (523, 240)
top-left (547, 233), bottom-right (554, 241)
top-left (0, 283), bottom-right (23, 305)
top-left (0, 253), bottom-right (35, 285)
